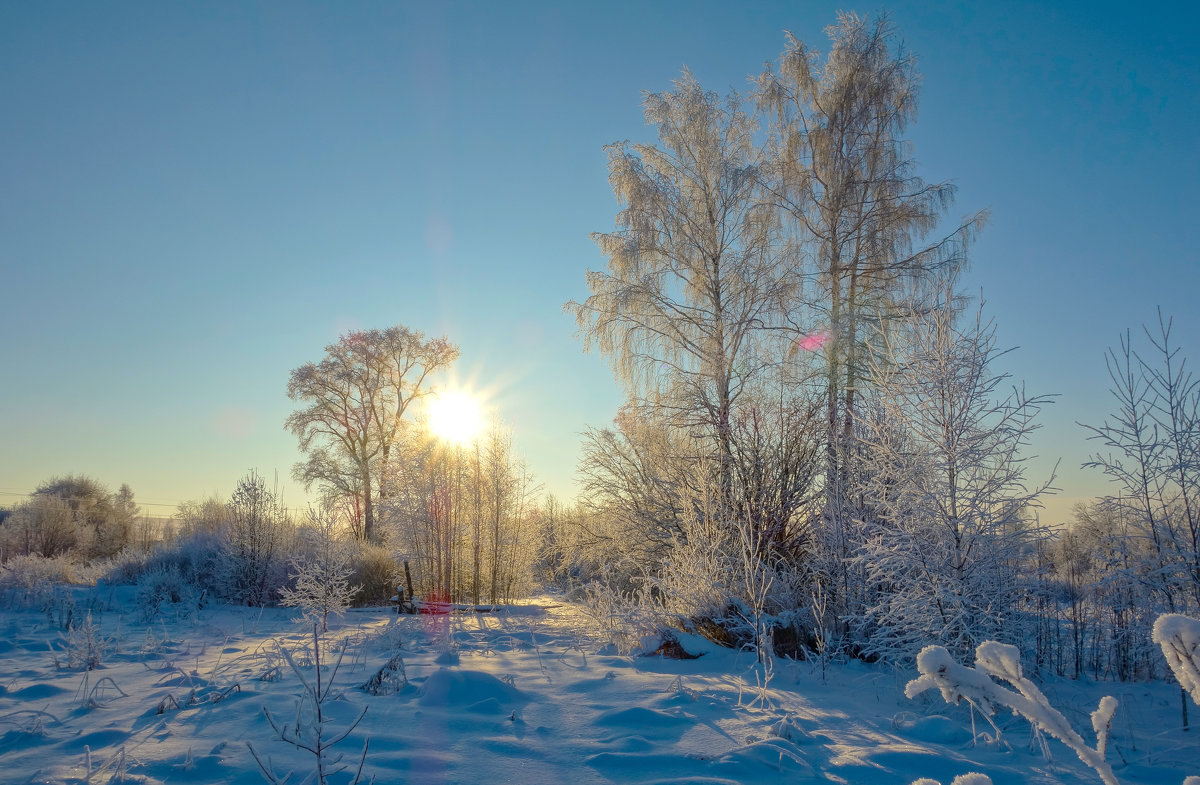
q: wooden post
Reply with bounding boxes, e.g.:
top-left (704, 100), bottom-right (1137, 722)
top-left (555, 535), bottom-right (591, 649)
top-left (404, 560), bottom-right (415, 603)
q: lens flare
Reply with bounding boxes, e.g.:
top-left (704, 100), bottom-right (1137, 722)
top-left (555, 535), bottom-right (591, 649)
top-left (797, 330), bottom-right (832, 352)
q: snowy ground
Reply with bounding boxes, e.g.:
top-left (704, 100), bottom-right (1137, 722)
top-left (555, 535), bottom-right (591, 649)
top-left (0, 587), bottom-right (1195, 785)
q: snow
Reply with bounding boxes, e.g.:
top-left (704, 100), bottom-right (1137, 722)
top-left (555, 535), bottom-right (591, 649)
top-left (0, 587), bottom-right (1197, 785)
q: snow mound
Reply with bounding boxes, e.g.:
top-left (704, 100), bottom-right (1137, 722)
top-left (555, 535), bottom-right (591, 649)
top-left (895, 714), bottom-right (972, 745)
top-left (10, 683), bottom-right (67, 700)
top-left (594, 705), bottom-right (688, 728)
top-left (417, 668), bottom-right (525, 708)
top-left (712, 739), bottom-right (814, 777)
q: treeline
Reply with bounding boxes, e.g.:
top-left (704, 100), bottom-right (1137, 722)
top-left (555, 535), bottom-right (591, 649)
top-left (0, 476), bottom-right (144, 562)
top-left (0, 322), bottom-right (546, 610)
top-left (0, 447), bottom-right (545, 613)
top-left (1026, 312), bottom-right (1200, 681)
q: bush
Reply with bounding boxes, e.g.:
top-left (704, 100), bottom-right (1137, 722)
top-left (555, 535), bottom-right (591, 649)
top-left (0, 554), bottom-right (91, 608)
top-left (99, 545), bottom-right (153, 585)
top-left (349, 544), bottom-right (399, 606)
top-left (220, 471), bottom-right (294, 606)
top-left (136, 529), bottom-right (227, 598)
top-left (134, 565), bottom-right (202, 621)
top-left (65, 611), bottom-right (109, 670)
top-left (0, 496), bottom-right (83, 559)
top-left (1, 552), bottom-right (85, 587)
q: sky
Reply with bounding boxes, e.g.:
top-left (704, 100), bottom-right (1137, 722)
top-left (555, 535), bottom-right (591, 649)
top-left (1, 0), bottom-right (1197, 525)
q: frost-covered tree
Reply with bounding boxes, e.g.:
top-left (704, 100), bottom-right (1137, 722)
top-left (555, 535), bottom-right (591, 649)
top-left (0, 495), bottom-right (79, 559)
top-left (853, 279), bottom-right (1053, 659)
top-left (568, 70), bottom-right (790, 516)
top-left (287, 326), bottom-right (459, 542)
top-left (755, 14), bottom-right (986, 586)
top-left (1036, 501), bottom-right (1163, 682)
top-left (477, 422), bottom-right (539, 603)
top-left (382, 419), bottom-right (539, 604)
top-left (30, 475), bottom-right (131, 559)
top-left (566, 16), bottom-right (993, 639)
top-left (281, 502), bottom-right (359, 632)
top-left (575, 407), bottom-right (699, 570)
top-left (224, 471), bottom-right (291, 606)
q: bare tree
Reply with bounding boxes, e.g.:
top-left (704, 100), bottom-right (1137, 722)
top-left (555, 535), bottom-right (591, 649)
top-left (1081, 310), bottom-right (1200, 613)
top-left (287, 326), bottom-right (458, 542)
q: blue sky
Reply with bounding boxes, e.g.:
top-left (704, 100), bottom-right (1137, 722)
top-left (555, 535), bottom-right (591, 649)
top-left (1, 1), bottom-right (1196, 524)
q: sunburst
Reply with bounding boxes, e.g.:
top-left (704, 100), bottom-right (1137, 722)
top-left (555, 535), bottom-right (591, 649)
top-left (426, 390), bottom-right (483, 444)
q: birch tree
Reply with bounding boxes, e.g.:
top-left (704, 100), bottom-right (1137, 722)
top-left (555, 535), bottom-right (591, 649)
top-left (756, 13), bottom-right (986, 525)
top-left (287, 326), bottom-right (458, 542)
top-left (569, 71), bottom-right (788, 511)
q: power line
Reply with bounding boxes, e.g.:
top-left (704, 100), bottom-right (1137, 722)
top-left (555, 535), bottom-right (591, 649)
top-left (0, 489), bottom-right (184, 509)
top-left (0, 487), bottom-right (313, 511)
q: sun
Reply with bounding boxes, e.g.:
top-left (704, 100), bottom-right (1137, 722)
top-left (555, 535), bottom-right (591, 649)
top-left (426, 390), bottom-right (483, 445)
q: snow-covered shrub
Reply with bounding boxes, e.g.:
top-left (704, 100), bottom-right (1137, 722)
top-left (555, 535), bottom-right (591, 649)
top-left (134, 564), bottom-right (202, 621)
top-left (0, 495), bottom-right (85, 559)
top-left (0, 553), bottom-right (87, 608)
top-left (906, 641), bottom-right (1120, 785)
top-left (221, 471), bottom-right (292, 606)
top-left (580, 580), bottom-right (662, 655)
top-left (360, 653), bottom-right (408, 696)
top-left (65, 611), bottom-right (110, 671)
top-left (652, 512), bottom-right (737, 622)
top-left (115, 488), bottom-right (296, 607)
top-left (1153, 613), bottom-right (1200, 706)
top-left (1, 552), bottom-right (85, 588)
top-left (117, 528), bottom-right (227, 599)
top-left (99, 545), bottom-right (153, 585)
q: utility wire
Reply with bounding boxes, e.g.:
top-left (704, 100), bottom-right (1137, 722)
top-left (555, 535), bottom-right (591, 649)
top-left (0, 489), bottom-right (185, 509)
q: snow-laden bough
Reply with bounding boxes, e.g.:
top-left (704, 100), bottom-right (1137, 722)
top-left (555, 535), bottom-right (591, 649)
top-left (905, 641), bottom-right (1120, 785)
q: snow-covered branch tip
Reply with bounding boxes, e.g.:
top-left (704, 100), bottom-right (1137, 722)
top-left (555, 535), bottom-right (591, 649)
top-left (1153, 614), bottom-right (1200, 706)
top-left (905, 641), bottom-right (1120, 785)
top-left (911, 775), bottom-right (993, 785)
